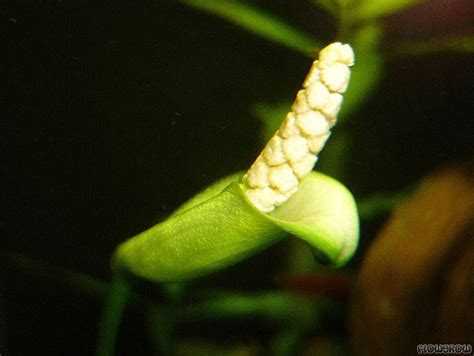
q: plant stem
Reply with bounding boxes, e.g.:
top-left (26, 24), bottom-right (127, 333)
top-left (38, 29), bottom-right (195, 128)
top-left (96, 271), bottom-right (133, 356)
top-left (177, 291), bottom-right (322, 325)
top-left (0, 250), bottom-right (109, 299)
top-left (271, 325), bottom-right (308, 356)
top-left (358, 188), bottom-right (412, 220)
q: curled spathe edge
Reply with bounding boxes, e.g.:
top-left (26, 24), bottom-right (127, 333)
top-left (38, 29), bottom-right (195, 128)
top-left (114, 171), bottom-right (359, 283)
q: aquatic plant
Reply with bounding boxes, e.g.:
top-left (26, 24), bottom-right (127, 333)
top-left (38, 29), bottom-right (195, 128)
top-left (3, 0), bottom-right (472, 355)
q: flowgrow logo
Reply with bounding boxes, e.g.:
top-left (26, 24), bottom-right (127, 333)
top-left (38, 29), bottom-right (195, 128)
top-left (417, 344), bottom-right (472, 354)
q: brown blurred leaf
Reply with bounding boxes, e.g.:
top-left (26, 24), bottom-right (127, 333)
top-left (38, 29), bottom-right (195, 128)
top-left (350, 161), bottom-right (474, 355)
top-left (275, 271), bottom-right (354, 301)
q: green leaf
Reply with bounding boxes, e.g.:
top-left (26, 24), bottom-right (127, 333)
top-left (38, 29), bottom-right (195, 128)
top-left (181, 0), bottom-right (319, 56)
top-left (115, 172), bottom-right (359, 283)
top-left (339, 23), bottom-right (384, 121)
top-left (252, 101), bottom-right (292, 143)
top-left (353, 0), bottom-right (428, 22)
top-left (311, 0), bottom-right (339, 17)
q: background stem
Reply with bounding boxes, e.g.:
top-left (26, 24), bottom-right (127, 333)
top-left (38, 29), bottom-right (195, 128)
top-left (96, 271), bottom-right (133, 356)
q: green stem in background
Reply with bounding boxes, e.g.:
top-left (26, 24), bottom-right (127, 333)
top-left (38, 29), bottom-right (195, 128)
top-left (351, 0), bottom-right (429, 23)
top-left (0, 250), bottom-right (109, 300)
top-left (312, 0), bottom-right (339, 17)
top-left (336, 0), bottom-right (352, 42)
top-left (271, 326), bottom-right (309, 356)
top-left (358, 188), bottom-right (411, 220)
top-left (175, 290), bottom-right (342, 356)
top-left (146, 303), bottom-right (177, 355)
top-left (0, 250), bottom-right (133, 356)
top-left (96, 271), bottom-right (133, 356)
top-left (2, 249), bottom-right (359, 354)
top-left (391, 35), bottom-right (474, 57)
top-left (177, 291), bottom-right (321, 323)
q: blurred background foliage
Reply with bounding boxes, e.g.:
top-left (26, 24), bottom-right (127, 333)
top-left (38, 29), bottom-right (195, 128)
top-left (1, 0), bottom-right (473, 355)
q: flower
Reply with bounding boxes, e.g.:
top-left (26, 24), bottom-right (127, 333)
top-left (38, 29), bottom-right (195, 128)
top-left (114, 43), bottom-right (359, 283)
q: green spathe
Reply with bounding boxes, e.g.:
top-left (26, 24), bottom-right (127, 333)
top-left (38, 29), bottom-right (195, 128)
top-left (115, 172), bottom-right (359, 283)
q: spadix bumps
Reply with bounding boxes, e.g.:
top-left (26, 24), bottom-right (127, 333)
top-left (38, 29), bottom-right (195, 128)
top-left (242, 43), bottom-right (354, 212)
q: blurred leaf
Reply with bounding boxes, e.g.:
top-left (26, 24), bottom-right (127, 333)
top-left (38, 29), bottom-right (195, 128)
top-left (115, 171), bottom-right (359, 283)
top-left (311, 0), bottom-right (339, 17)
top-left (0, 250), bottom-right (109, 300)
top-left (353, 0), bottom-right (429, 22)
top-left (181, 0), bottom-right (319, 56)
top-left (271, 326), bottom-right (308, 356)
top-left (317, 131), bottom-right (351, 180)
top-left (275, 271), bottom-right (353, 300)
top-left (392, 35), bottom-right (474, 57)
top-left (339, 24), bottom-right (384, 121)
top-left (178, 291), bottom-right (319, 324)
top-left (358, 189), bottom-right (411, 220)
top-left (252, 101), bottom-right (291, 143)
top-left (146, 304), bottom-right (176, 355)
top-left (351, 163), bottom-right (474, 355)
